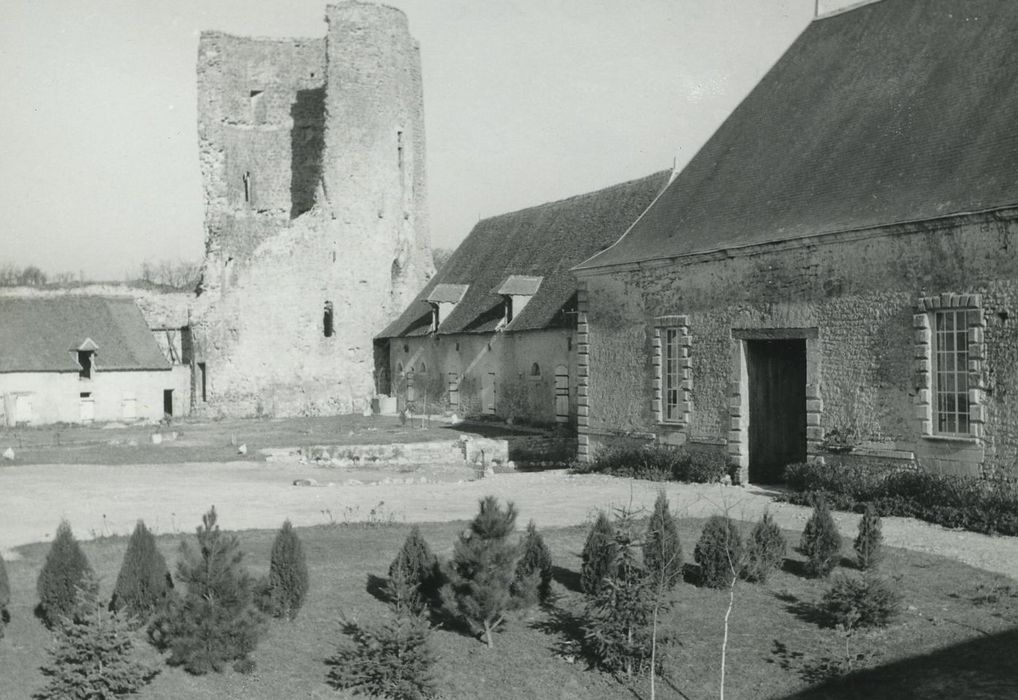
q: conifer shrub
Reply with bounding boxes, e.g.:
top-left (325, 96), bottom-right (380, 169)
top-left (583, 507), bottom-right (656, 679)
top-left (0, 551), bottom-right (10, 639)
top-left (580, 511), bottom-right (618, 595)
top-left (513, 520), bottom-right (553, 604)
top-left (854, 504), bottom-right (884, 570)
top-left (388, 525), bottom-right (442, 606)
top-left (157, 507), bottom-right (265, 674)
top-left (820, 573), bottom-right (903, 629)
top-left (693, 515), bottom-right (743, 589)
top-left (327, 611), bottom-right (437, 699)
top-left (440, 496), bottom-right (522, 647)
top-left (111, 520), bottom-right (173, 620)
top-left (261, 520), bottom-right (309, 620)
top-left (37, 578), bottom-right (157, 699)
top-left (37, 520), bottom-right (95, 627)
top-left (800, 496), bottom-right (842, 578)
top-left (742, 512), bottom-right (787, 583)
top-left (643, 491), bottom-right (683, 591)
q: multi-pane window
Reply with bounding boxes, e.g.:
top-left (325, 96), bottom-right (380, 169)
top-left (934, 309), bottom-right (970, 435)
top-left (662, 327), bottom-right (681, 423)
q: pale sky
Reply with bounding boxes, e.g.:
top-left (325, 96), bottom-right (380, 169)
top-left (0, 0), bottom-right (830, 280)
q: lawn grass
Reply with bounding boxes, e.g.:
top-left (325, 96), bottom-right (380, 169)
top-left (0, 415), bottom-right (530, 466)
top-left (1, 516), bottom-right (1016, 699)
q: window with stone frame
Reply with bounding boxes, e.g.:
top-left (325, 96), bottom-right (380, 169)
top-left (932, 308), bottom-right (972, 435)
top-left (914, 295), bottom-right (986, 439)
top-left (653, 315), bottom-right (691, 425)
top-left (662, 327), bottom-right (681, 423)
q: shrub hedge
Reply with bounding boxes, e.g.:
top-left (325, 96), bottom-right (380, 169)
top-left (782, 461), bottom-right (1018, 536)
top-left (575, 443), bottom-right (727, 484)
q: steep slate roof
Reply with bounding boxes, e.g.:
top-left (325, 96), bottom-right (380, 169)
top-left (0, 297), bottom-right (171, 372)
top-left (578, 0), bottom-right (1018, 270)
top-left (380, 171), bottom-right (670, 338)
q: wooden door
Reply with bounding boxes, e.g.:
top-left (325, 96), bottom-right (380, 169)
top-left (554, 365), bottom-right (569, 423)
top-left (747, 339), bottom-right (806, 483)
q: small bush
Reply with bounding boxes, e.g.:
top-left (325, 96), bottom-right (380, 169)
top-left (854, 504), bottom-right (884, 570)
top-left (36, 578), bottom-right (157, 699)
top-left (800, 497), bottom-right (842, 578)
top-left (37, 520), bottom-right (95, 627)
top-left (742, 512), bottom-right (786, 583)
top-left (0, 552), bottom-right (9, 639)
top-left (820, 573), bottom-right (903, 629)
top-left (513, 520), bottom-right (553, 604)
top-left (261, 520), bottom-right (309, 620)
top-left (327, 612), bottom-right (437, 700)
top-left (111, 520), bottom-right (174, 620)
top-left (643, 492), bottom-right (683, 591)
top-left (580, 443), bottom-right (725, 483)
top-left (580, 511), bottom-right (617, 595)
top-left (389, 526), bottom-right (442, 605)
top-left (694, 515), bottom-right (743, 589)
top-left (781, 461), bottom-right (1018, 537)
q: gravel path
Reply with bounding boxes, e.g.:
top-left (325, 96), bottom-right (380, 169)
top-left (2, 462), bottom-right (1017, 580)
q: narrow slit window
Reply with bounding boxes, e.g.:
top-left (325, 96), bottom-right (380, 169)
top-left (397, 130), bottom-right (404, 172)
top-left (662, 327), bottom-right (680, 423)
top-left (323, 301), bottom-right (334, 338)
top-left (243, 171), bottom-right (252, 203)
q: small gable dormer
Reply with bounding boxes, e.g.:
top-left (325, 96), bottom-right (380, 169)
top-left (493, 275), bottom-right (543, 329)
top-left (76, 338), bottom-right (98, 380)
top-left (425, 284), bottom-right (469, 333)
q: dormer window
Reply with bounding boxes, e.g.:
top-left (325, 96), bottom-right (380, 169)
top-left (76, 338), bottom-right (98, 380)
top-left (424, 283), bottom-right (469, 334)
top-left (492, 275), bottom-right (543, 330)
top-left (78, 350), bottom-right (93, 380)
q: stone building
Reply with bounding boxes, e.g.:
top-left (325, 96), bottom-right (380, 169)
top-left (192, 2), bottom-right (433, 417)
top-left (0, 297), bottom-right (184, 425)
top-left (379, 172), bottom-right (668, 426)
top-left (573, 0), bottom-right (1018, 481)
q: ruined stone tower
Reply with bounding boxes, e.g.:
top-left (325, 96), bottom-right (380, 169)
top-left (193, 2), bottom-right (432, 416)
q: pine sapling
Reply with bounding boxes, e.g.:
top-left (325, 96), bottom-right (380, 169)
top-left (389, 525), bottom-right (441, 605)
top-left (37, 520), bottom-right (95, 627)
top-left (581, 511), bottom-right (618, 595)
top-left (265, 520), bottom-right (309, 620)
top-left (694, 515), bottom-right (743, 589)
top-left (37, 577), bottom-right (157, 699)
top-left (643, 491), bottom-right (683, 591)
top-left (160, 507), bottom-right (265, 674)
top-left (800, 496), bottom-right (842, 578)
top-left (583, 506), bottom-right (656, 680)
top-left (111, 520), bottom-right (174, 620)
top-left (440, 496), bottom-right (520, 647)
top-left (513, 520), bottom-right (553, 604)
top-left (743, 511), bottom-right (787, 583)
top-left (854, 504), bottom-right (884, 571)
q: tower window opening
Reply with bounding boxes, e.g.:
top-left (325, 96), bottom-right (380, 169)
top-left (243, 171), bottom-right (252, 203)
top-left (323, 301), bottom-right (334, 338)
top-left (397, 130), bottom-right (404, 172)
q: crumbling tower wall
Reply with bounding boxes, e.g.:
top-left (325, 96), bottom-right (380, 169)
top-left (193, 2), bottom-right (433, 417)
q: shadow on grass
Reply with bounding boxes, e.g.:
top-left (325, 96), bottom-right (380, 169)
top-left (529, 605), bottom-right (592, 669)
top-left (551, 565), bottom-right (582, 593)
top-left (778, 627), bottom-right (1018, 699)
top-left (365, 573), bottom-right (392, 606)
top-left (774, 590), bottom-right (829, 627)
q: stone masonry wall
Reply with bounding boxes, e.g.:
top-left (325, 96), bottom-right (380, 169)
top-left (194, 3), bottom-right (433, 417)
top-left (578, 212), bottom-right (1018, 479)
